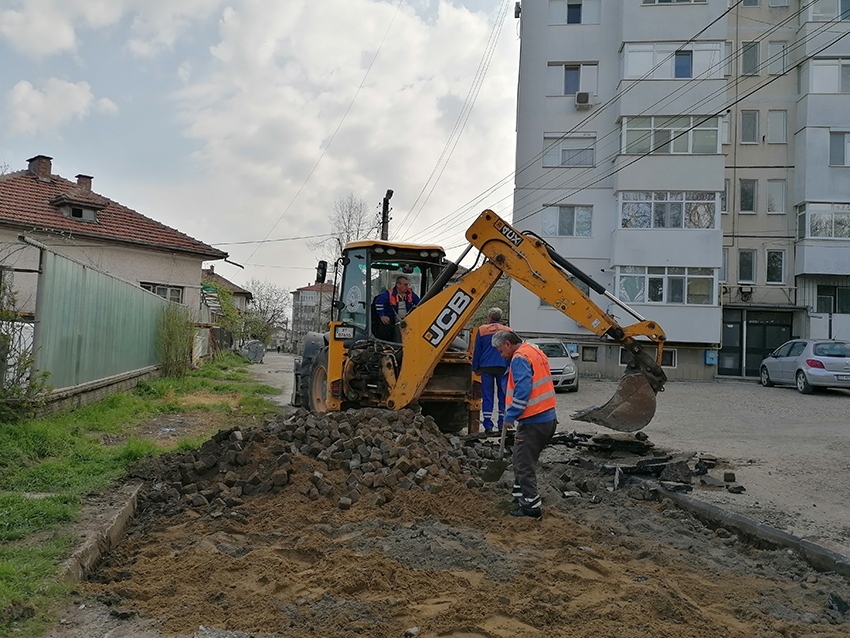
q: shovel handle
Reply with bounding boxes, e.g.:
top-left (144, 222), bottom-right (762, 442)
top-left (497, 425), bottom-right (508, 460)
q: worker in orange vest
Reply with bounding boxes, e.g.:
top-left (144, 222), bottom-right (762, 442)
top-left (492, 329), bottom-right (557, 519)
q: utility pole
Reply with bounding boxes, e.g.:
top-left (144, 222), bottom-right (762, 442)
top-left (380, 189), bottom-right (393, 240)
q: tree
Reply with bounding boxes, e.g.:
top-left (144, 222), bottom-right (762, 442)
top-left (242, 278), bottom-right (291, 345)
top-left (308, 193), bottom-right (376, 263)
top-left (467, 275), bottom-right (511, 329)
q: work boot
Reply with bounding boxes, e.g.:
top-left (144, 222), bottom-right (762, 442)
top-left (509, 507), bottom-right (542, 519)
top-left (483, 420), bottom-right (494, 432)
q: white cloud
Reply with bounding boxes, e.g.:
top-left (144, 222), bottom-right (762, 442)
top-left (6, 79), bottom-right (101, 134)
top-left (125, 0), bottom-right (227, 58)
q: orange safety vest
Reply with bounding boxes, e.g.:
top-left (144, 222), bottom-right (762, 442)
top-left (506, 342), bottom-right (557, 420)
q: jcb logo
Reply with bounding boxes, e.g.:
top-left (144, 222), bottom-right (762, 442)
top-left (497, 221), bottom-right (523, 246)
top-left (425, 290), bottom-right (473, 346)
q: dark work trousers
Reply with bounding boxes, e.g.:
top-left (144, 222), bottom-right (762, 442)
top-left (511, 419), bottom-right (557, 511)
top-left (479, 367), bottom-right (507, 430)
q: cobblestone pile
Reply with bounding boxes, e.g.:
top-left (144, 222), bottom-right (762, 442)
top-left (134, 408), bottom-right (503, 516)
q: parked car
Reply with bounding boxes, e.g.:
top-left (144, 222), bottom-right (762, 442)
top-left (527, 338), bottom-right (579, 392)
top-left (759, 339), bottom-right (850, 394)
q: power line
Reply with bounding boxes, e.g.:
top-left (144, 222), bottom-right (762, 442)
top-left (211, 232), bottom-right (335, 246)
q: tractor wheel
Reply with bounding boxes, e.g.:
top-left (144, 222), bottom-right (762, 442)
top-left (308, 348), bottom-right (330, 412)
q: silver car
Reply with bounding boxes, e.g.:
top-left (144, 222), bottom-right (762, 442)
top-left (527, 338), bottom-right (579, 392)
top-left (759, 339), bottom-right (850, 394)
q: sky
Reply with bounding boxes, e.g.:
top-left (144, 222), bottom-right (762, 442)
top-left (0, 0), bottom-right (520, 295)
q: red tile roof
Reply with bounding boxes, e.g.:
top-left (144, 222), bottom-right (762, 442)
top-left (294, 283), bottom-right (336, 293)
top-left (0, 161), bottom-right (227, 260)
top-left (202, 267), bottom-right (252, 299)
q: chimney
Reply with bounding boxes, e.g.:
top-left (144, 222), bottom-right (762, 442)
top-left (76, 174), bottom-right (93, 191)
top-left (27, 155), bottom-right (53, 180)
top-left (208, 265), bottom-right (214, 274)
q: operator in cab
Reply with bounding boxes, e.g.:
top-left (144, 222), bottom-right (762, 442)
top-left (492, 329), bottom-right (557, 520)
top-left (373, 275), bottom-right (420, 341)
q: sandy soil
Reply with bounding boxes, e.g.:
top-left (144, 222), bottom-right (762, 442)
top-left (40, 355), bottom-right (850, 637)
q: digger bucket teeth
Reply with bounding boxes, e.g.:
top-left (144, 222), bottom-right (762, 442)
top-left (570, 371), bottom-right (658, 432)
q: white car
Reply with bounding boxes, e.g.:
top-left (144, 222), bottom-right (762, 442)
top-left (527, 338), bottom-right (579, 392)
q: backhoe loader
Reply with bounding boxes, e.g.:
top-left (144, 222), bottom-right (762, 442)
top-left (294, 209), bottom-right (667, 433)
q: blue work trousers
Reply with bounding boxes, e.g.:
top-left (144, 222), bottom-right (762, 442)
top-left (480, 370), bottom-right (507, 430)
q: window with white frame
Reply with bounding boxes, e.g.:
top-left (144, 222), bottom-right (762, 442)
top-left (741, 110), bottom-right (759, 143)
top-left (622, 116), bottom-right (719, 154)
top-left (810, 59), bottom-right (850, 93)
top-left (830, 131), bottom-right (850, 165)
top-left (809, 0), bottom-right (850, 21)
top-left (797, 202), bottom-right (850, 239)
top-left (767, 110), bottom-right (787, 143)
top-left (644, 0), bottom-right (707, 4)
top-left (549, 0), bottom-right (601, 24)
top-left (742, 0), bottom-right (760, 6)
top-left (740, 179), bottom-right (758, 213)
top-left (623, 42), bottom-right (723, 80)
top-left (548, 62), bottom-right (598, 95)
top-left (541, 205), bottom-right (593, 236)
top-left (724, 41), bottom-right (733, 76)
top-left (617, 266), bottom-right (715, 305)
top-left (769, 0), bottom-right (789, 6)
top-left (721, 248), bottom-right (728, 282)
top-left (620, 191), bottom-right (717, 229)
top-left (767, 42), bottom-right (788, 74)
top-left (741, 42), bottom-right (760, 75)
top-left (766, 250), bottom-right (785, 284)
top-left (721, 178), bottom-right (729, 213)
top-left (543, 133), bottom-right (596, 167)
top-left (721, 113), bottom-right (731, 144)
top-left (767, 179), bottom-right (786, 213)
top-left (141, 282), bottom-right (184, 303)
top-left (738, 250), bottom-right (757, 283)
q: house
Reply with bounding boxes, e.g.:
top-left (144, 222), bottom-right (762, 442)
top-left (290, 282), bottom-right (335, 354)
top-left (510, 1), bottom-right (850, 380)
top-left (0, 155), bottom-right (227, 315)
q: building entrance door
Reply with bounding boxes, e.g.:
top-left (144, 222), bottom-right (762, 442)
top-left (718, 309), bottom-right (792, 377)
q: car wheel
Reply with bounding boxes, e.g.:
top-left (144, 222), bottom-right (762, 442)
top-left (796, 370), bottom-right (814, 394)
top-left (759, 367), bottom-right (774, 387)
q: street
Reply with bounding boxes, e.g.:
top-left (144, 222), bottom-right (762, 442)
top-left (255, 352), bottom-right (850, 557)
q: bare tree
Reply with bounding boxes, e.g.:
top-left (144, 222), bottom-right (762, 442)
top-left (242, 278), bottom-right (291, 345)
top-left (308, 193), bottom-right (375, 263)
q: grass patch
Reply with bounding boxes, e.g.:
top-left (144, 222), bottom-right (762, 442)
top-left (0, 353), bottom-right (281, 636)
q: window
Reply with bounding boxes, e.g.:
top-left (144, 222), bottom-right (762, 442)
top-left (817, 285), bottom-right (850, 313)
top-left (549, 0), bottom-right (600, 24)
top-left (623, 42), bottom-right (723, 80)
top-left (767, 42), bottom-right (788, 74)
top-left (738, 250), bottom-right (757, 283)
top-left (674, 51), bottom-right (693, 78)
top-left (721, 248), bottom-right (728, 282)
top-left (767, 110), bottom-right (787, 143)
top-left (740, 179), bottom-right (758, 213)
top-left (741, 110), bottom-right (759, 143)
top-left (810, 59), bottom-right (850, 93)
top-left (543, 133), bottom-right (596, 167)
top-left (741, 42), bottom-right (759, 75)
top-left (141, 283), bottom-right (184, 303)
top-left (620, 191), bottom-right (717, 229)
top-left (769, 0), bottom-right (789, 6)
top-left (581, 346), bottom-right (598, 363)
top-left (810, 0), bottom-right (850, 21)
top-left (830, 132), bottom-right (850, 165)
top-left (797, 202), bottom-right (850, 239)
top-left (622, 116), bottom-right (719, 154)
top-left (724, 41), bottom-right (733, 76)
top-left (766, 250), bottom-right (785, 284)
top-left (721, 113), bottom-right (731, 144)
top-left (541, 205), bottom-right (593, 236)
top-left (549, 62), bottom-right (598, 95)
top-left (617, 266), bottom-right (715, 305)
top-left (743, 0), bottom-right (759, 5)
top-left (621, 347), bottom-right (677, 368)
top-left (643, 0), bottom-right (707, 4)
top-left (721, 178), bottom-right (729, 213)
top-left (767, 180), bottom-right (786, 213)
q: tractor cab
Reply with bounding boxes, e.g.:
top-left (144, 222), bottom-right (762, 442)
top-left (335, 240), bottom-right (447, 342)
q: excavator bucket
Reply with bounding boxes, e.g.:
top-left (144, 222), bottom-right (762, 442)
top-left (570, 370), bottom-right (657, 432)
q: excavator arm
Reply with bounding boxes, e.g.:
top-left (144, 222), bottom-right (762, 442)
top-left (390, 209), bottom-right (667, 432)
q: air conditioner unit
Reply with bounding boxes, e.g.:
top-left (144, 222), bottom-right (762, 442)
top-left (574, 91), bottom-right (592, 110)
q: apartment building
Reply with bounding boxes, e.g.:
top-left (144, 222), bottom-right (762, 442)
top-left (511, 0), bottom-right (850, 380)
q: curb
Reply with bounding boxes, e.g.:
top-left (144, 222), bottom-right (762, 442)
top-left (659, 486), bottom-right (850, 578)
top-left (61, 482), bottom-right (142, 582)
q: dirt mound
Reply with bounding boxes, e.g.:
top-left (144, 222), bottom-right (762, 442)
top-left (80, 408), bottom-right (850, 637)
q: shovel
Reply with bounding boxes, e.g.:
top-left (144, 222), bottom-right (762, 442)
top-left (482, 425), bottom-right (509, 482)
